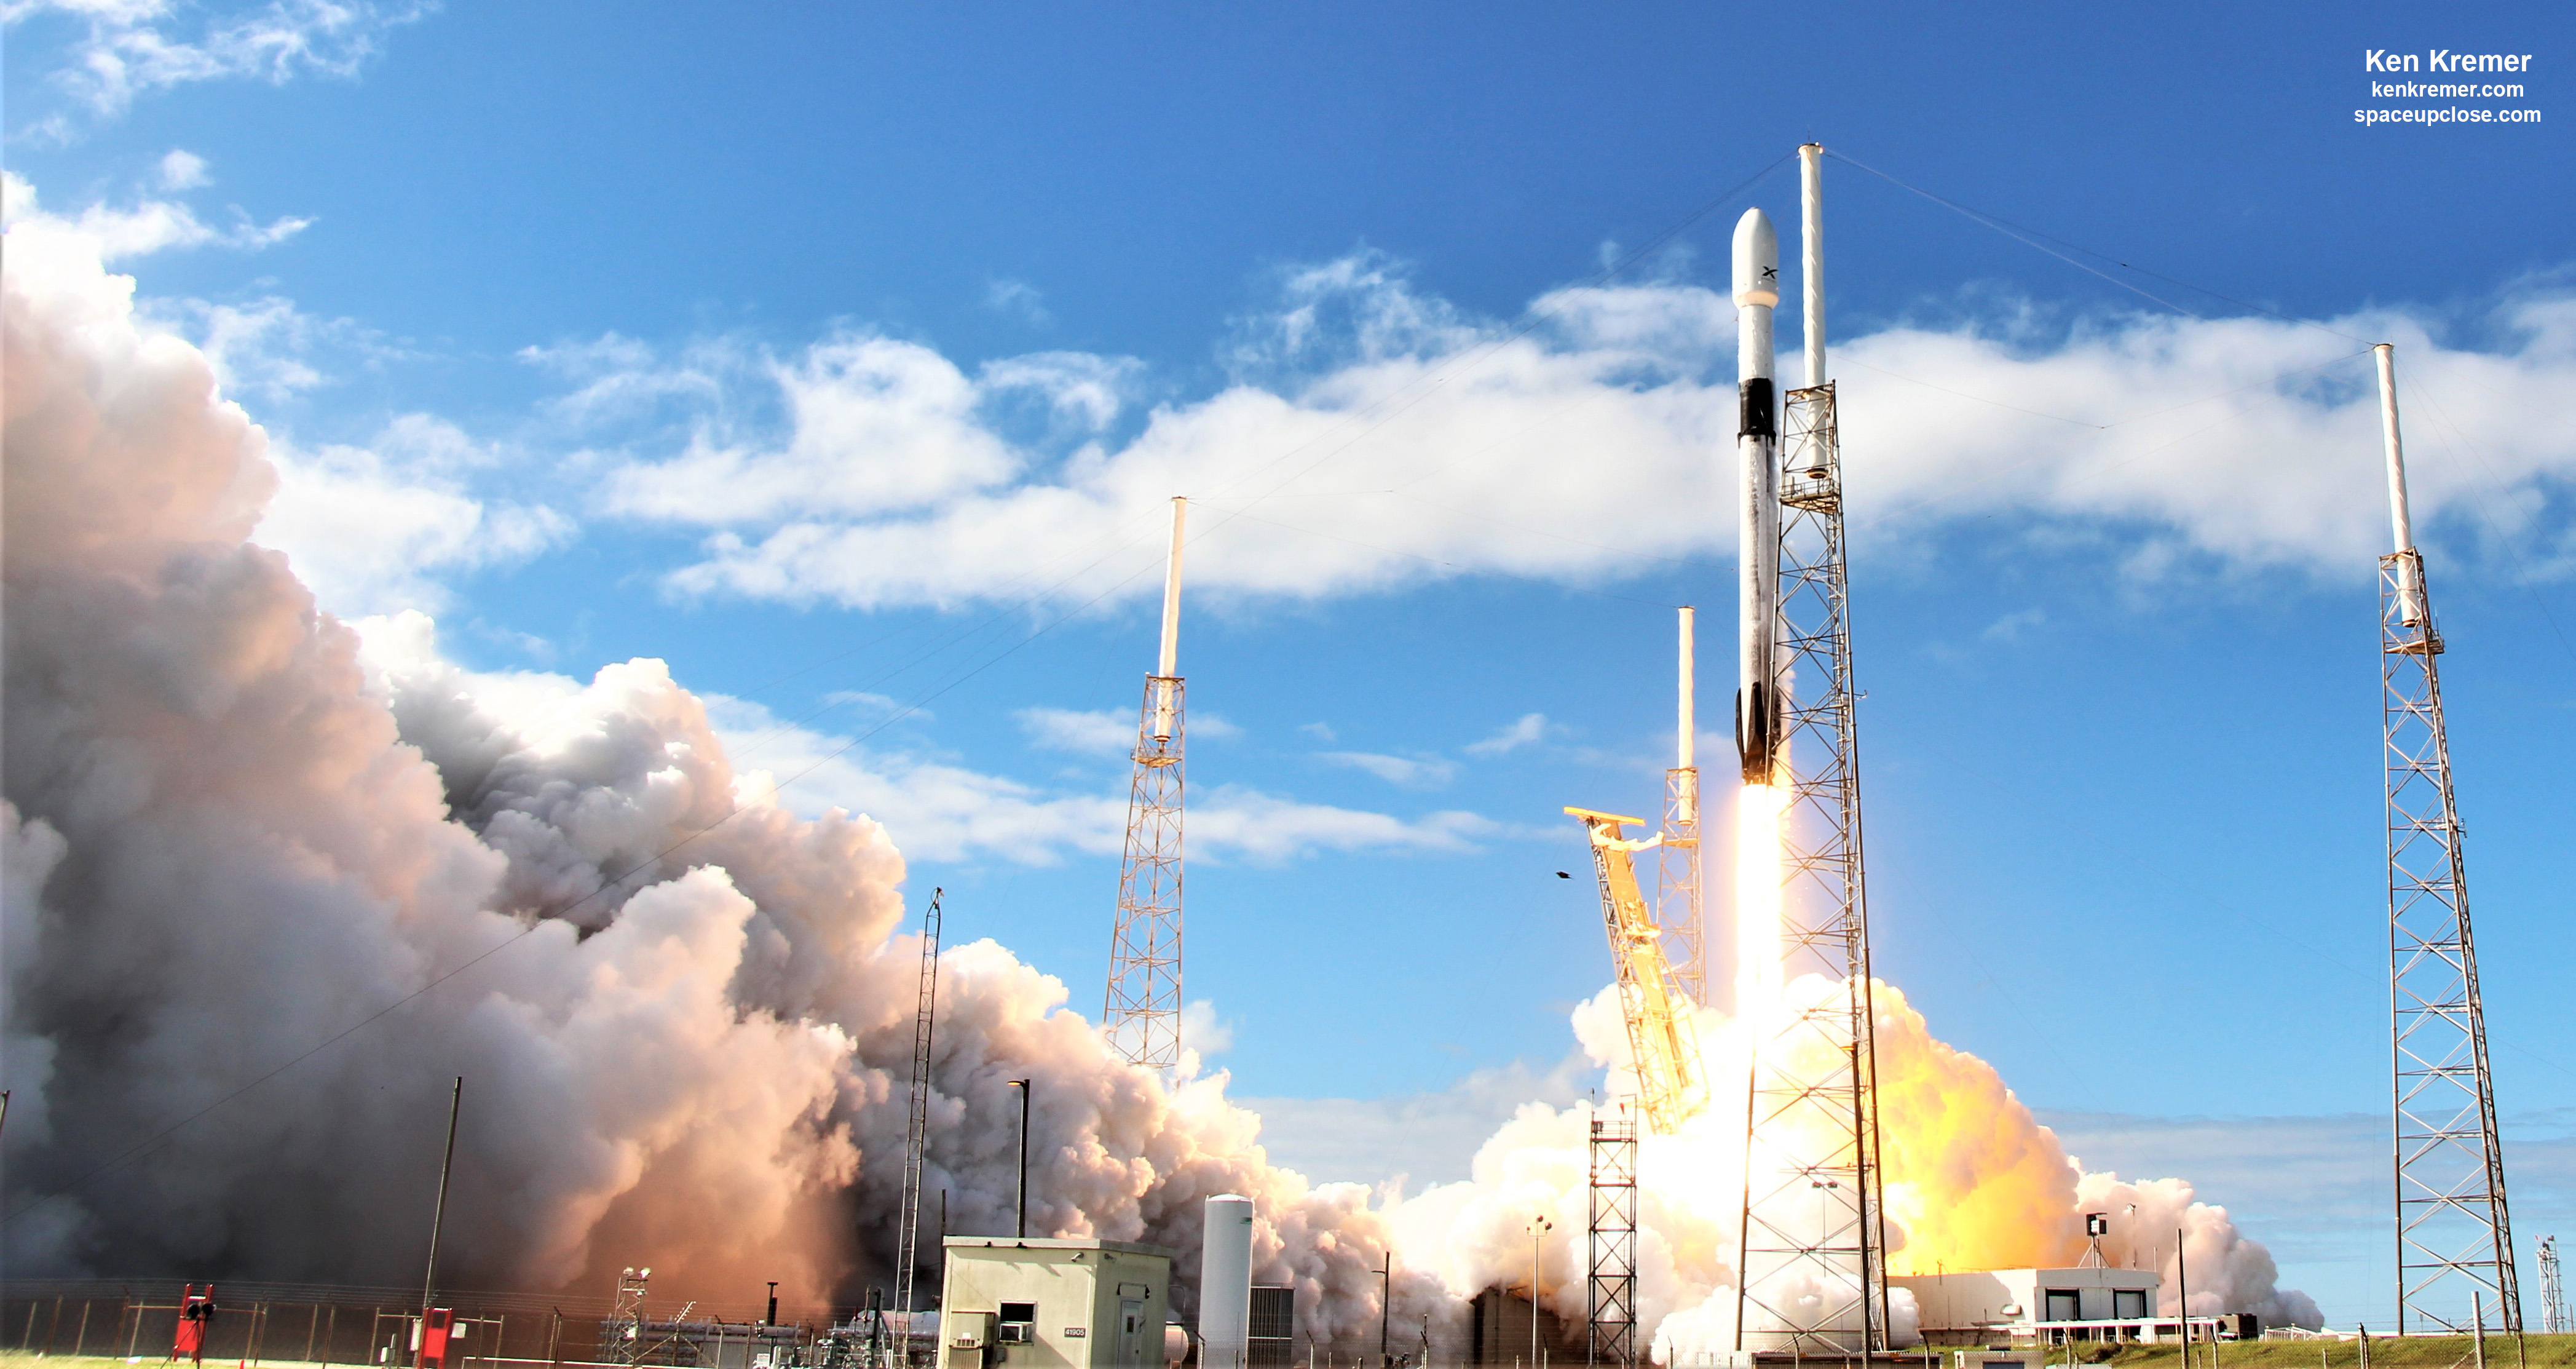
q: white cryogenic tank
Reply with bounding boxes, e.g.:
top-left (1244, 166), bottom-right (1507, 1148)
top-left (1198, 1194), bottom-right (1255, 1369)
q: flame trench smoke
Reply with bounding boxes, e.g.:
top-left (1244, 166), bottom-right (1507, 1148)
top-left (0, 189), bottom-right (2317, 1359)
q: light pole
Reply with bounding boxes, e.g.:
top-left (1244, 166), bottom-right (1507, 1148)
top-left (1008, 1080), bottom-right (1032, 1239)
top-left (1528, 1215), bottom-right (1554, 1368)
top-left (1379, 1252), bottom-right (1392, 1369)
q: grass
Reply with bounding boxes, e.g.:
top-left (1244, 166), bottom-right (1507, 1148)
top-left (2087, 1337), bottom-right (2576, 1369)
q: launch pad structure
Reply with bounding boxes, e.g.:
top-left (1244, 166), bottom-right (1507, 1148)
top-left (1105, 498), bottom-right (1191, 1071)
top-left (1732, 144), bottom-right (1892, 1359)
top-left (2374, 344), bottom-right (2519, 1335)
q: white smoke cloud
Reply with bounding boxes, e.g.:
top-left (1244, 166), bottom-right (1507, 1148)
top-left (1, 181), bottom-right (2320, 1355)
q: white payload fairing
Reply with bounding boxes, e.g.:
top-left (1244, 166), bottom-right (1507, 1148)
top-left (1732, 207), bottom-right (1782, 784)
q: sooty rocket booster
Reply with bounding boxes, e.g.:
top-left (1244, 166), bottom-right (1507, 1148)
top-left (1732, 207), bottom-right (1782, 785)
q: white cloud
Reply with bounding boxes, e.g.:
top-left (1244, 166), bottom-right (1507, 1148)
top-left (553, 256), bottom-right (2576, 614)
top-left (984, 277), bottom-right (1050, 325)
top-left (710, 697), bottom-right (1505, 867)
top-left (1981, 607), bottom-right (2047, 643)
top-left (72, 194), bottom-right (309, 260)
top-left (156, 148), bottom-right (210, 189)
top-left (1464, 712), bottom-right (1552, 757)
top-left (601, 333), bottom-right (1025, 525)
top-left (10, 0), bottom-right (431, 119)
top-left (144, 292), bottom-right (396, 402)
top-left (1015, 706), bottom-right (1135, 756)
top-left (1317, 750), bottom-right (1457, 788)
top-left (256, 417), bottom-right (574, 615)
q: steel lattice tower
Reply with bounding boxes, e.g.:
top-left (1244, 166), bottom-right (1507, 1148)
top-left (1105, 499), bottom-right (1190, 1071)
top-left (2540, 1237), bottom-right (2565, 1336)
top-left (1589, 1108), bottom-right (1640, 1369)
top-left (1659, 609), bottom-right (1707, 1006)
top-left (1736, 147), bottom-right (1891, 1357)
top-left (2375, 344), bottom-right (2518, 1335)
top-left (895, 887), bottom-right (944, 1319)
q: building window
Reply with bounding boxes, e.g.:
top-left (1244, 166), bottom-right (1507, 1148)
top-left (2114, 1291), bottom-right (2147, 1319)
top-left (999, 1303), bottom-right (1037, 1343)
top-left (2044, 1290), bottom-right (2080, 1323)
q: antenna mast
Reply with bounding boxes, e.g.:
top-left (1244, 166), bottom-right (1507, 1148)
top-left (895, 887), bottom-right (944, 1320)
top-left (1105, 498), bottom-right (1189, 1069)
top-left (1737, 141), bottom-right (1891, 1357)
top-left (2378, 343), bottom-right (2519, 1334)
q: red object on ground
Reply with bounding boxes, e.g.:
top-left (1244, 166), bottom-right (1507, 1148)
top-left (417, 1308), bottom-right (454, 1369)
top-left (173, 1285), bottom-right (218, 1365)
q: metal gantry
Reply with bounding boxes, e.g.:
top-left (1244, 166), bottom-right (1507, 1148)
top-left (1569, 808), bottom-right (1709, 1133)
top-left (1735, 381), bottom-right (1890, 1357)
top-left (894, 887), bottom-right (944, 1320)
top-left (1588, 1107), bottom-right (1640, 1369)
top-left (2376, 344), bottom-right (2518, 1335)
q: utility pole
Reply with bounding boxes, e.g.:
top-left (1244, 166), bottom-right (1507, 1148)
top-left (1008, 1079), bottom-right (1032, 1239)
top-left (1379, 1253), bottom-right (1391, 1369)
top-left (421, 1078), bottom-right (464, 1347)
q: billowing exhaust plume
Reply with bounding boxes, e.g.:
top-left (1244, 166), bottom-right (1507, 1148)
top-left (0, 189), bottom-right (2314, 1358)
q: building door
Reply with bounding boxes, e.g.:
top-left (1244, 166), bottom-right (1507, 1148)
top-left (1118, 1300), bottom-right (1144, 1367)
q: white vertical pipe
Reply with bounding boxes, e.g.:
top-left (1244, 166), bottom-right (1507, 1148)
top-left (1158, 496), bottom-right (1187, 677)
top-left (1198, 1195), bottom-right (1254, 1369)
top-left (1677, 606), bottom-right (1696, 772)
top-left (1152, 496), bottom-right (1187, 739)
top-left (1800, 143), bottom-right (1826, 391)
top-left (2376, 344), bottom-right (2425, 625)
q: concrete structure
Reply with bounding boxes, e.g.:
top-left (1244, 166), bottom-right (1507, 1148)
top-left (1897, 1267), bottom-right (2162, 1343)
top-left (938, 1237), bottom-right (1172, 1369)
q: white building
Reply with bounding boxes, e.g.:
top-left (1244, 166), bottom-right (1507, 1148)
top-left (1895, 1266), bottom-right (2165, 1342)
top-left (939, 1236), bottom-right (1174, 1369)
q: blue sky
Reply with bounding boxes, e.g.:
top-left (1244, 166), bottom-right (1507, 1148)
top-left (7, 0), bottom-right (2573, 1328)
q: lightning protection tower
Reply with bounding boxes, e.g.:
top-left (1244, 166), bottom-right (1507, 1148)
top-left (1737, 142), bottom-right (1891, 1358)
top-left (1658, 607), bottom-right (1706, 1004)
top-left (2377, 343), bottom-right (2519, 1334)
top-left (2540, 1237), bottom-right (2565, 1336)
top-left (894, 887), bottom-right (943, 1321)
top-left (1105, 498), bottom-right (1190, 1070)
